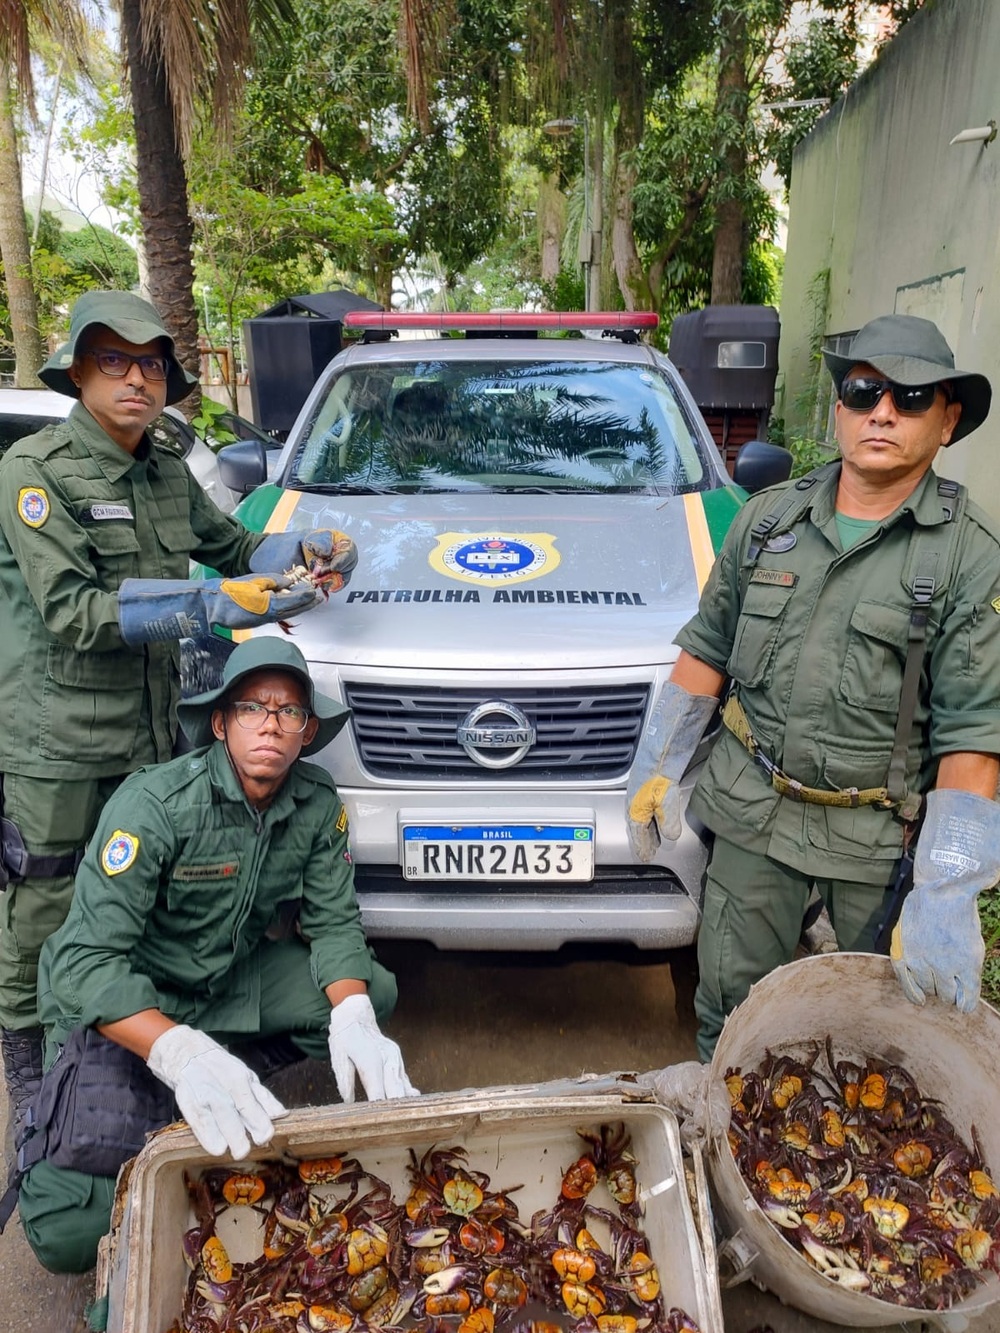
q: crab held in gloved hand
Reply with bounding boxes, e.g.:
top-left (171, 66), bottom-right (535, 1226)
top-left (249, 527), bottom-right (359, 596)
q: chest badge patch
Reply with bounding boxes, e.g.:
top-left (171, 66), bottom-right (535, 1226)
top-left (763, 531), bottom-right (797, 553)
top-left (18, 487), bottom-right (50, 529)
top-left (101, 830), bottom-right (140, 876)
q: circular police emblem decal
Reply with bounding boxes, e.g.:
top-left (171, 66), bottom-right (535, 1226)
top-left (101, 830), bottom-right (140, 876)
top-left (429, 532), bottom-right (560, 585)
top-left (17, 487), bottom-right (50, 529)
top-left (763, 531), bottom-right (797, 553)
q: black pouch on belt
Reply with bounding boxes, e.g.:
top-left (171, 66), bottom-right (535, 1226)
top-left (18, 1027), bottom-right (177, 1179)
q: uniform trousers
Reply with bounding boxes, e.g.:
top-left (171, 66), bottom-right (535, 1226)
top-left (18, 938), bottom-right (398, 1273)
top-left (694, 835), bottom-right (890, 1063)
top-left (0, 775), bottom-right (123, 1030)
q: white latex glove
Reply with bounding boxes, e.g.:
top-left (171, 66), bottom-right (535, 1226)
top-left (146, 1025), bottom-right (289, 1157)
top-left (327, 994), bottom-right (419, 1103)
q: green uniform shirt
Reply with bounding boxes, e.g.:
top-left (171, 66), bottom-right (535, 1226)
top-left (37, 742), bottom-right (373, 1041)
top-left (677, 464), bottom-right (1000, 884)
top-left (0, 402), bottom-right (262, 779)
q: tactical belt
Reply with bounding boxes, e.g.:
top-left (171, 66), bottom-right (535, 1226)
top-left (722, 694), bottom-right (894, 809)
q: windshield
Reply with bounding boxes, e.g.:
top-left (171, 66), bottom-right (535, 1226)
top-left (289, 359), bottom-right (711, 494)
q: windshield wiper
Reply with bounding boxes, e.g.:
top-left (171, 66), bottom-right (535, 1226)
top-left (289, 482), bottom-right (393, 495)
top-left (488, 485), bottom-right (568, 494)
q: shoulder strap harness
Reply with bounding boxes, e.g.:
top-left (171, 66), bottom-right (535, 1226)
top-left (730, 467), bottom-right (967, 823)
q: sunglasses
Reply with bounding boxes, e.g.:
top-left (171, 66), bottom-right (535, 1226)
top-left (840, 376), bottom-right (950, 415)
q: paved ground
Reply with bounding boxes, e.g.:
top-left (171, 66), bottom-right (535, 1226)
top-left (1, 941), bottom-right (998, 1332)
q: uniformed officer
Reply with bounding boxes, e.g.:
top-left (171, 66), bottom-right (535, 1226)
top-left (13, 636), bottom-right (414, 1273)
top-left (626, 314), bottom-right (1000, 1059)
top-left (0, 291), bottom-right (358, 1126)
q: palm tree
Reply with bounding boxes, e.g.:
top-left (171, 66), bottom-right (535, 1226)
top-left (0, 2), bottom-right (87, 384)
top-left (119, 0), bottom-right (296, 400)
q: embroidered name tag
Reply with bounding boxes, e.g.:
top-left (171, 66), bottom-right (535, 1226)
top-left (81, 504), bottom-right (135, 522)
top-left (173, 861), bottom-right (240, 882)
top-left (750, 569), bottom-right (797, 587)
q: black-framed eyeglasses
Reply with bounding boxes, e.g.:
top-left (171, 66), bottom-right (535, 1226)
top-left (230, 701), bottom-right (312, 734)
top-left (83, 348), bottom-right (170, 382)
top-left (840, 376), bottom-right (949, 415)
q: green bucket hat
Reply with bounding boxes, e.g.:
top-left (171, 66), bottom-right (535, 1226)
top-left (823, 314), bottom-right (991, 443)
top-left (178, 638), bottom-right (350, 757)
top-left (39, 290), bottom-right (198, 406)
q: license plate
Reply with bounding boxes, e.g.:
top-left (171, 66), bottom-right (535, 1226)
top-left (402, 824), bottom-right (594, 881)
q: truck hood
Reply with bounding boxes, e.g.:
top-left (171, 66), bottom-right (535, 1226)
top-left (260, 490), bottom-right (720, 669)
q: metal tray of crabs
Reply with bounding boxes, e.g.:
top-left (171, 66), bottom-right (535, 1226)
top-left (103, 1086), bottom-right (721, 1333)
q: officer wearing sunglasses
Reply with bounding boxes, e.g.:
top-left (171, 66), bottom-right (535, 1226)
top-left (626, 313), bottom-right (1000, 1059)
top-left (0, 291), bottom-right (359, 1142)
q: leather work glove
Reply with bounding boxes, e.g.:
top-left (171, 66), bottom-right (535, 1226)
top-left (146, 1025), bottom-right (289, 1157)
top-left (118, 574), bottom-right (322, 645)
top-left (250, 529), bottom-right (359, 594)
top-left (626, 682), bottom-right (718, 862)
top-left (891, 787), bottom-right (1000, 1013)
top-left (327, 994), bottom-right (419, 1104)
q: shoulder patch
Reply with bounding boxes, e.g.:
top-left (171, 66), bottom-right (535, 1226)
top-left (336, 806), bottom-right (349, 834)
top-left (101, 829), bottom-right (140, 876)
top-left (18, 487), bottom-right (50, 528)
top-left (991, 597), bottom-right (1000, 615)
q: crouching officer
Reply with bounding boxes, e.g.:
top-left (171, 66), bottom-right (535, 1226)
top-left (0, 290), bottom-right (358, 1126)
top-left (5, 637), bottom-right (414, 1273)
top-left (626, 314), bottom-right (1000, 1059)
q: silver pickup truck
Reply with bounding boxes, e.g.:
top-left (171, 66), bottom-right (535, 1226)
top-left (214, 313), bottom-right (790, 951)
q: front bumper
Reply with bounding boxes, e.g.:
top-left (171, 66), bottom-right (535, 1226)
top-left (355, 882), bottom-right (700, 951)
top-left (340, 776), bottom-right (710, 951)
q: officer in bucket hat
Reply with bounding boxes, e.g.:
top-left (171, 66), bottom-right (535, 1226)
top-left (0, 291), bottom-right (358, 1132)
top-left (9, 637), bottom-right (414, 1273)
top-left (626, 313), bottom-right (1000, 1058)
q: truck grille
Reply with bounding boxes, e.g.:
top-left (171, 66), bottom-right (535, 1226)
top-left (343, 683), bottom-right (650, 781)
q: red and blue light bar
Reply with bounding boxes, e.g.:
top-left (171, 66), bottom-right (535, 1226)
top-left (343, 311), bottom-right (659, 331)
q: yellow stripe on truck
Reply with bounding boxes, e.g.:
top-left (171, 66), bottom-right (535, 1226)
top-left (682, 492), bottom-right (714, 593)
top-left (265, 487), bottom-right (303, 536)
top-left (233, 489), bottom-right (304, 642)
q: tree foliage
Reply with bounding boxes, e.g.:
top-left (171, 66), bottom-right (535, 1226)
top-left (3, 0), bottom-right (933, 379)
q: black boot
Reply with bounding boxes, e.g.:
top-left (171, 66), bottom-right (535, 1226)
top-left (1, 1026), bottom-right (44, 1138)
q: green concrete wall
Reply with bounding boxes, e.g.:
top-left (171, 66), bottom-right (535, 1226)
top-left (780, 0), bottom-right (1000, 514)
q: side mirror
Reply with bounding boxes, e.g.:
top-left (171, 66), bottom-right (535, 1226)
top-left (218, 440), bottom-right (269, 496)
top-left (732, 440), bottom-right (793, 494)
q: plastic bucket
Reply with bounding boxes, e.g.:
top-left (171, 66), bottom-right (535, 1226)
top-left (707, 952), bottom-right (1000, 1332)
